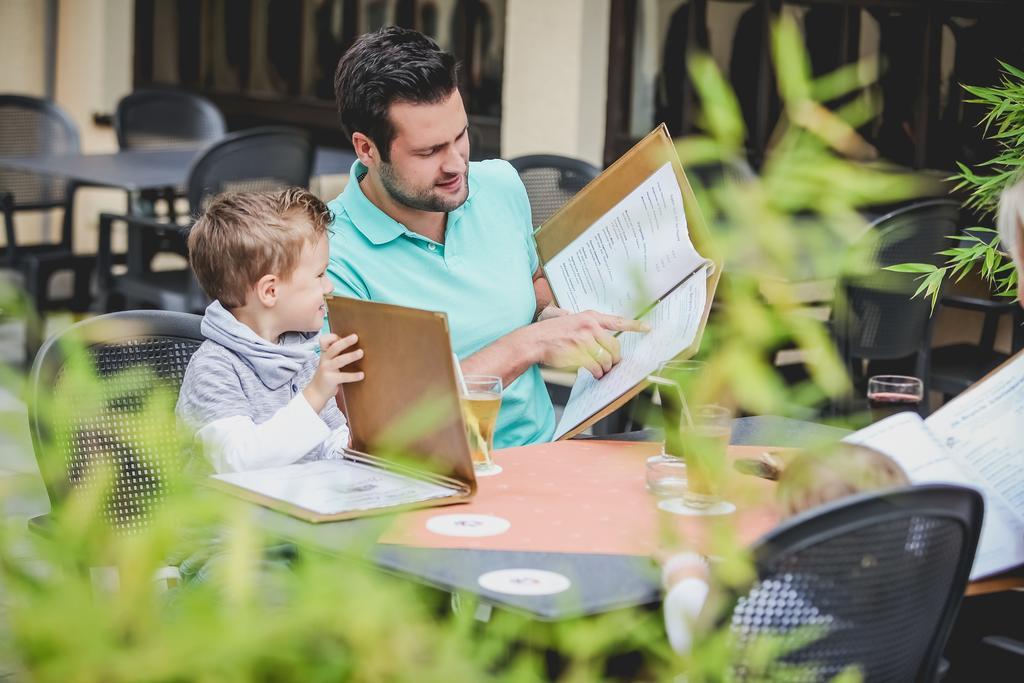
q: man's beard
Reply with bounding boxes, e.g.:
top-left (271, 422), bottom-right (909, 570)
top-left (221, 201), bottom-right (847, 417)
top-left (379, 161), bottom-right (469, 213)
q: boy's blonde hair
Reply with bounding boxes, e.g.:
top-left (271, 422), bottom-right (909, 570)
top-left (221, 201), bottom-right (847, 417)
top-left (188, 188), bottom-right (332, 308)
top-left (776, 444), bottom-right (909, 518)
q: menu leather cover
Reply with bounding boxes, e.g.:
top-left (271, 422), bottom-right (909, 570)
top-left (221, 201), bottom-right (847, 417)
top-left (327, 296), bottom-right (477, 496)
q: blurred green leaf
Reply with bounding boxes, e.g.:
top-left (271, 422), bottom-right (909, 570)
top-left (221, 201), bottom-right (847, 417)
top-left (687, 53), bottom-right (746, 152)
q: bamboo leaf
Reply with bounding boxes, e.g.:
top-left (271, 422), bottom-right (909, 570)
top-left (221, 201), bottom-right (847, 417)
top-left (885, 263), bottom-right (937, 274)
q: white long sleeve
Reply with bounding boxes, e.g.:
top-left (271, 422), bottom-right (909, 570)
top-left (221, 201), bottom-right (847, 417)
top-left (663, 577), bottom-right (710, 655)
top-left (322, 423), bottom-right (351, 458)
top-left (195, 393), bottom-right (335, 473)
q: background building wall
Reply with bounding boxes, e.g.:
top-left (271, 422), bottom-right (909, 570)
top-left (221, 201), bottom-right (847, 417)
top-left (0, 0), bottom-right (48, 97)
top-left (501, 0), bottom-right (610, 166)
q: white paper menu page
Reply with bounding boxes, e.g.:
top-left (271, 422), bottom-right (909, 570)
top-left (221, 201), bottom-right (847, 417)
top-left (213, 459), bottom-right (454, 515)
top-left (553, 267), bottom-right (708, 439)
top-left (543, 162), bottom-right (706, 319)
top-left (924, 352), bottom-right (1024, 514)
top-left (845, 411), bottom-right (1024, 580)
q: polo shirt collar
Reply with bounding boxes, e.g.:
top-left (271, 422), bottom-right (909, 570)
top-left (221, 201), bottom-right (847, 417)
top-left (340, 159), bottom-right (477, 245)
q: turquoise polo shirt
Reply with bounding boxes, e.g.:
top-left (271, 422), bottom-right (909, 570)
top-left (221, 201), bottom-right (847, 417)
top-left (326, 159), bottom-right (556, 449)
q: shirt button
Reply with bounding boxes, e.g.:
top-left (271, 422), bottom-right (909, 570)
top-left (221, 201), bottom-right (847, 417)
top-left (292, 384), bottom-right (298, 393)
top-left (428, 243), bottom-right (436, 251)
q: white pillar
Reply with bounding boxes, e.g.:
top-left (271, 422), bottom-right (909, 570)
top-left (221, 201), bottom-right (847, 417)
top-left (54, 0), bottom-right (134, 252)
top-left (0, 0), bottom-right (47, 96)
top-left (56, 0), bottom-right (133, 152)
top-left (501, 0), bottom-right (610, 167)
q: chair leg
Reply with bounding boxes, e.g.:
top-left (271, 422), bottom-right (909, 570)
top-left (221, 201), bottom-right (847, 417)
top-left (1, 193), bottom-right (18, 268)
top-left (21, 257), bottom-right (44, 364)
top-left (70, 256), bottom-right (96, 312)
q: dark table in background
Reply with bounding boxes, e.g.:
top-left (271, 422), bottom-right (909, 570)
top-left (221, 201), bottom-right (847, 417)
top-left (0, 146), bottom-right (358, 309)
top-left (0, 147), bottom-right (356, 194)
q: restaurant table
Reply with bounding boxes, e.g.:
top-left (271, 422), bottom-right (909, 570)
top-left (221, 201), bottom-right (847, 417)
top-left (247, 414), bottom-right (1022, 621)
top-left (0, 146), bottom-right (356, 194)
top-left (247, 416), bottom-right (855, 621)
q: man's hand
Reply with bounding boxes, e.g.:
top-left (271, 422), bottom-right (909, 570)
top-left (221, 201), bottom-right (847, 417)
top-left (530, 310), bottom-right (649, 379)
top-left (303, 333), bottom-right (364, 412)
top-left (535, 303), bottom-right (570, 322)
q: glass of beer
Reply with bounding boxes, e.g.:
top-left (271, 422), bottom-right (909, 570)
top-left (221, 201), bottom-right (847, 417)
top-left (867, 375), bottom-right (923, 423)
top-left (460, 375), bottom-right (502, 475)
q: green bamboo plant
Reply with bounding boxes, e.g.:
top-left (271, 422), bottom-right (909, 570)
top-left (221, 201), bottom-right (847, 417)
top-left (887, 61), bottom-right (1024, 306)
top-left (0, 17), bottom-right (930, 683)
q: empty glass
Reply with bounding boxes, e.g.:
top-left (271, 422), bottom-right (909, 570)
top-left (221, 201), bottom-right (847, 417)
top-left (867, 375), bottom-right (923, 423)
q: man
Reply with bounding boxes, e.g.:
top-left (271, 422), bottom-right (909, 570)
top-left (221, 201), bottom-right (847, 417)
top-left (326, 27), bottom-right (647, 449)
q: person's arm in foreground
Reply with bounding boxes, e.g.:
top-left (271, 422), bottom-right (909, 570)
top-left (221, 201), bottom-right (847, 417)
top-left (661, 552), bottom-right (711, 656)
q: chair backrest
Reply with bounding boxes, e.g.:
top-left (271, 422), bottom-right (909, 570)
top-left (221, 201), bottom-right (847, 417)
top-left (508, 154), bottom-right (601, 228)
top-left (835, 199), bottom-right (961, 361)
top-left (28, 310), bottom-right (205, 534)
top-left (0, 94), bottom-right (80, 210)
top-left (114, 89), bottom-right (226, 151)
top-left (728, 484), bottom-right (982, 682)
top-left (186, 126), bottom-right (313, 211)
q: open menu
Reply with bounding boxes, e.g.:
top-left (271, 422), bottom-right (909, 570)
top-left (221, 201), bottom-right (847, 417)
top-left (535, 125), bottom-right (719, 439)
top-left (544, 161), bottom-right (710, 319)
top-left (844, 351), bottom-right (1024, 580)
top-left (209, 459), bottom-right (456, 522)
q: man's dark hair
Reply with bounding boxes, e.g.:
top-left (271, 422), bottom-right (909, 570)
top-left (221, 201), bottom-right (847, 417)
top-left (334, 27), bottom-right (459, 162)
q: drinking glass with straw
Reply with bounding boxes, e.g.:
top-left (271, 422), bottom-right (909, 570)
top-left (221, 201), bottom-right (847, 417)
top-left (645, 361), bottom-right (734, 510)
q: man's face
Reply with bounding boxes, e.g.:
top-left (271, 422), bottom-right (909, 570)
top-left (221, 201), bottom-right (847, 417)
top-left (378, 89), bottom-right (471, 213)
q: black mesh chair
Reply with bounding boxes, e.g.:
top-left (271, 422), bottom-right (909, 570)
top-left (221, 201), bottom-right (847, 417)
top-left (96, 126), bottom-right (314, 312)
top-left (724, 484), bottom-right (983, 682)
top-left (114, 89), bottom-right (226, 151)
top-left (113, 89), bottom-right (228, 221)
top-left (831, 199), bottom-right (962, 413)
top-left (508, 154), bottom-right (600, 228)
top-left (0, 95), bottom-right (95, 355)
top-left (27, 310), bottom-right (204, 535)
top-left (928, 294), bottom-right (1024, 401)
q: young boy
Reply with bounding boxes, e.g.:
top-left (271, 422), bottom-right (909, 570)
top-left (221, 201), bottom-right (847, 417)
top-left (176, 188), bottom-right (364, 473)
top-left (661, 444), bottom-right (910, 655)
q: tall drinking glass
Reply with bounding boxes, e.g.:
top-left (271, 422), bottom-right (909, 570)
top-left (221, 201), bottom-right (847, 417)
top-left (460, 375), bottom-right (502, 475)
top-left (677, 404), bottom-right (732, 509)
top-left (867, 375), bottom-right (923, 422)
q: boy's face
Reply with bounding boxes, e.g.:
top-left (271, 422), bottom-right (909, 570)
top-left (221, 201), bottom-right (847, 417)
top-left (274, 227), bottom-right (333, 333)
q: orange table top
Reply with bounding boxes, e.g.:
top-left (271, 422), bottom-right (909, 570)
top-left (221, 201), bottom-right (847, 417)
top-left (380, 439), bottom-right (781, 557)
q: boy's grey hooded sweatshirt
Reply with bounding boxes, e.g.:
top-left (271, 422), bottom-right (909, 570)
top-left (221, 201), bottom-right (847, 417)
top-left (176, 301), bottom-right (349, 473)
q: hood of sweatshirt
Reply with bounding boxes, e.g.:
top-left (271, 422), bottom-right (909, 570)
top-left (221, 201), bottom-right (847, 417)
top-left (200, 300), bottom-right (319, 391)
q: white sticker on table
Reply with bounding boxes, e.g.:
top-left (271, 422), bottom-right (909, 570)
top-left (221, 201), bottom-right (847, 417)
top-left (426, 513), bottom-right (511, 537)
top-left (657, 499), bottom-right (737, 517)
top-left (477, 568), bottom-right (572, 596)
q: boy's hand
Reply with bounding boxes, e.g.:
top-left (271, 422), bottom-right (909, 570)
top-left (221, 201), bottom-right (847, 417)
top-left (303, 333), bottom-right (364, 412)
